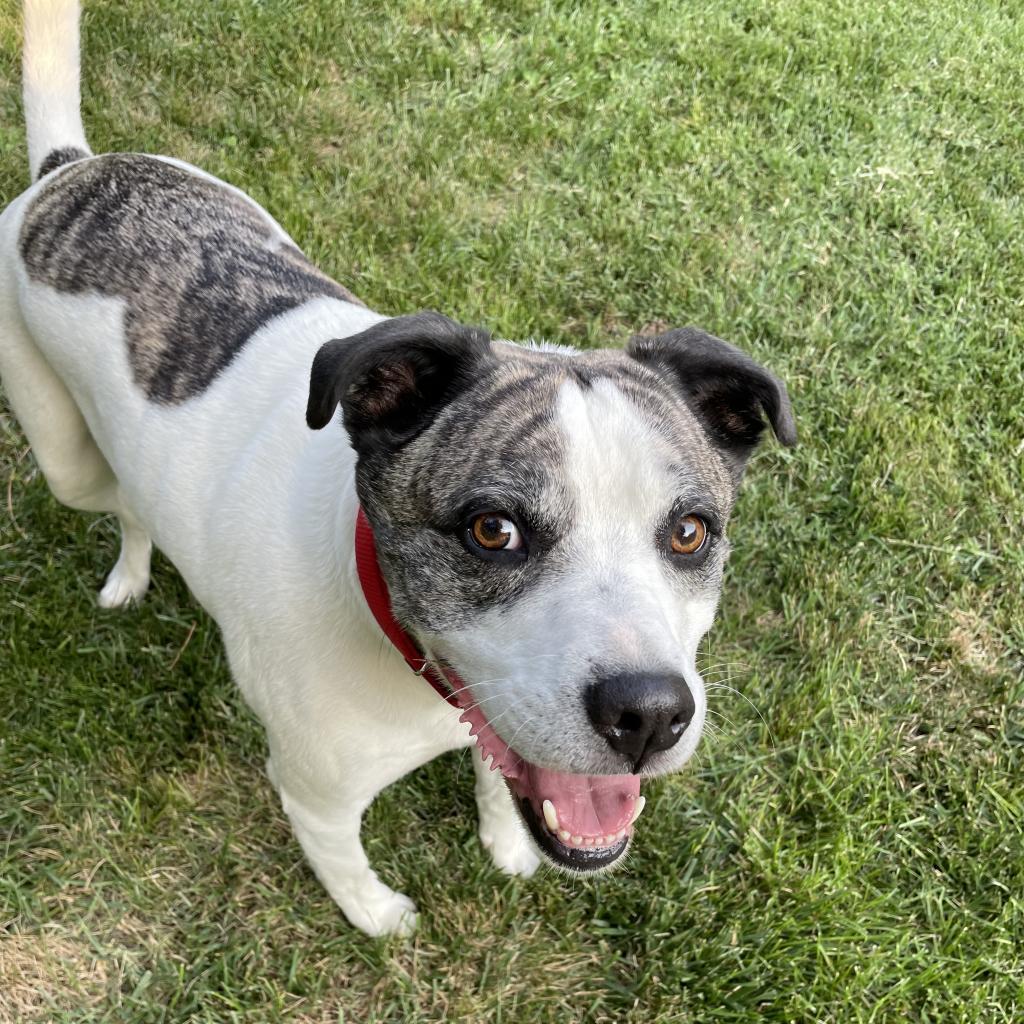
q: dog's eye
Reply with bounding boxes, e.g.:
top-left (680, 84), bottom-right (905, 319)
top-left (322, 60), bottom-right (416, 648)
top-left (469, 513), bottom-right (523, 552)
top-left (671, 515), bottom-right (707, 555)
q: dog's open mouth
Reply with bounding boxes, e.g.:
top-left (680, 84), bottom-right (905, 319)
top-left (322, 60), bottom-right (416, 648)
top-left (447, 675), bottom-right (641, 871)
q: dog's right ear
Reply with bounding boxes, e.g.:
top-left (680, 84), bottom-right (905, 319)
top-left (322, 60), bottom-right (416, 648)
top-left (306, 311), bottom-right (494, 451)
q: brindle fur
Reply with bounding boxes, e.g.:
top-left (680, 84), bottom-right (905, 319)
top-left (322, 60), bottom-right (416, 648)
top-left (36, 145), bottom-right (88, 178)
top-left (20, 153), bottom-right (363, 403)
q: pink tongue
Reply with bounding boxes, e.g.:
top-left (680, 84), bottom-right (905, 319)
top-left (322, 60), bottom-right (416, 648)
top-left (518, 763), bottom-right (640, 837)
top-left (451, 673), bottom-right (641, 837)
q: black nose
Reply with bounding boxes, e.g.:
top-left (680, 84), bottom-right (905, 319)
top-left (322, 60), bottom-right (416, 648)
top-left (585, 672), bottom-right (695, 770)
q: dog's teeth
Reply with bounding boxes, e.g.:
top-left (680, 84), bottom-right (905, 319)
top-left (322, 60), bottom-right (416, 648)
top-left (571, 835), bottom-right (583, 846)
top-left (558, 829), bottom-right (571, 842)
top-left (629, 795), bottom-right (646, 826)
top-left (542, 799), bottom-right (559, 832)
top-left (615, 829), bottom-right (626, 841)
top-left (603, 834), bottom-right (615, 846)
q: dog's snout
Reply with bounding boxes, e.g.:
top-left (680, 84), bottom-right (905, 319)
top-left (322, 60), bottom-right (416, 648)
top-left (585, 672), bottom-right (695, 770)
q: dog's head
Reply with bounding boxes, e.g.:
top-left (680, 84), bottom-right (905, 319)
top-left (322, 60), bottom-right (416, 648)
top-left (308, 311), bottom-right (795, 870)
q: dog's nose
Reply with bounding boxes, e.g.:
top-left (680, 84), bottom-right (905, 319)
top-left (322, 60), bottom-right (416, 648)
top-left (585, 672), bottom-right (695, 769)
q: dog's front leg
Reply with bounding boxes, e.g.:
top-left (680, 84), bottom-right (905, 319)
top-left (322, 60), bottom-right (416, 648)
top-left (472, 746), bottom-right (541, 878)
top-left (270, 763), bottom-right (418, 937)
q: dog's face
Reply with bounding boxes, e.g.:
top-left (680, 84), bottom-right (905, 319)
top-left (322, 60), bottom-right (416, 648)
top-left (308, 312), bottom-right (795, 870)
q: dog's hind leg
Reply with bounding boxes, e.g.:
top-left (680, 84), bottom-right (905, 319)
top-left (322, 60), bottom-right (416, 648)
top-left (473, 746), bottom-right (541, 878)
top-left (97, 508), bottom-right (152, 609)
top-left (0, 318), bottom-right (117, 510)
top-left (0, 295), bottom-right (151, 606)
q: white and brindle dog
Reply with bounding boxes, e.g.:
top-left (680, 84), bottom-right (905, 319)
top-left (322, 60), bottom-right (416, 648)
top-left (1, 1), bottom-right (796, 936)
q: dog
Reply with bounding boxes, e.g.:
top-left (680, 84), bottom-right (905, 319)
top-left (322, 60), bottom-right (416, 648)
top-left (0, 0), bottom-right (795, 936)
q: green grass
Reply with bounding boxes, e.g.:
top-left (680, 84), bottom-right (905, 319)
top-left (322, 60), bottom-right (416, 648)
top-left (2, 0), bottom-right (1022, 1020)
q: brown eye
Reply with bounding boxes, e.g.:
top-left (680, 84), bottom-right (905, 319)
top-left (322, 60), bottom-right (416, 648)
top-left (470, 513), bottom-right (524, 552)
top-left (671, 515), bottom-right (707, 555)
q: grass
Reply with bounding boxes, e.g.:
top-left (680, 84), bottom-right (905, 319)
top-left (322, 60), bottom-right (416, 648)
top-left (1, 0), bottom-right (1022, 1020)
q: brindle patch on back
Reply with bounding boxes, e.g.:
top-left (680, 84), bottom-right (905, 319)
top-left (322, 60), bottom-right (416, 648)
top-left (20, 154), bottom-right (363, 402)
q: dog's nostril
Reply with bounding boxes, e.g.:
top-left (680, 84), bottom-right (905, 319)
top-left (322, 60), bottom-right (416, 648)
top-left (585, 672), bottom-right (696, 769)
top-left (616, 711), bottom-right (644, 733)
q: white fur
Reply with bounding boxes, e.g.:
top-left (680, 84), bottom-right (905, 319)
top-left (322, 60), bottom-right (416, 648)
top-left (23, 1), bottom-right (89, 178)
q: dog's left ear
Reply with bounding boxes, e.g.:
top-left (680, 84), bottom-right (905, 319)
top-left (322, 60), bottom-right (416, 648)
top-left (627, 326), bottom-right (796, 473)
top-left (306, 311), bottom-right (495, 451)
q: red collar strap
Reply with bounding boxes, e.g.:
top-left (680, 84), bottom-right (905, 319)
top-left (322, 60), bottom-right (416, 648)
top-left (354, 507), bottom-right (460, 707)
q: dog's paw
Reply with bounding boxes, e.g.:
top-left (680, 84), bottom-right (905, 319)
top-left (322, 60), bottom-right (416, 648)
top-left (97, 566), bottom-right (150, 609)
top-left (479, 819), bottom-right (542, 878)
top-left (339, 881), bottom-right (418, 938)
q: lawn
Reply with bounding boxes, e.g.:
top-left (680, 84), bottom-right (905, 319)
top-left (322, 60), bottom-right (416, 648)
top-left (1, 0), bottom-right (1022, 1021)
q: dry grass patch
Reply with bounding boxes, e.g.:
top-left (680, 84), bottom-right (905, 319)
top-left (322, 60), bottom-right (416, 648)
top-left (948, 607), bottom-right (1004, 676)
top-left (0, 927), bottom-right (132, 1023)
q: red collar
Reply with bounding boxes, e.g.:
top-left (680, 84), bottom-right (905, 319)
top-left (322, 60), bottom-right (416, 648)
top-left (354, 507), bottom-right (460, 707)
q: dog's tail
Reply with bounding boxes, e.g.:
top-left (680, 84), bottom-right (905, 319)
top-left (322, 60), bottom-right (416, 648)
top-left (23, 0), bottom-right (91, 181)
